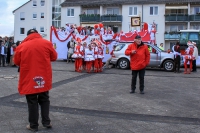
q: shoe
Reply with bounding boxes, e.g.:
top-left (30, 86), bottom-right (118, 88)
top-left (43, 123), bottom-right (52, 128)
top-left (140, 91), bottom-right (145, 94)
top-left (174, 71), bottom-right (176, 73)
top-left (26, 125), bottom-right (38, 132)
top-left (130, 90), bottom-right (135, 93)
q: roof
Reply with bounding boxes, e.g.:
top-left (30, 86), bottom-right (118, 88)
top-left (61, 0), bottom-right (200, 7)
top-left (13, 0), bottom-right (31, 13)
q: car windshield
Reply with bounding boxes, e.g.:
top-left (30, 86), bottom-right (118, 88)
top-left (115, 44), bottom-right (126, 51)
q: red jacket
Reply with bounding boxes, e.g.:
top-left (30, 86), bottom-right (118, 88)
top-left (125, 42), bottom-right (150, 70)
top-left (14, 33), bottom-right (57, 95)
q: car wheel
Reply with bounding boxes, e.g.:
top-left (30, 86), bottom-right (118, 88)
top-left (163, 60), bottom-right (174, 72)
top-left (118, 58), bottom-right (130, 69)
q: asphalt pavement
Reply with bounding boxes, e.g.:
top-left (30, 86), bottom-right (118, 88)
top-left (0, 61), bottom-right (200, 133)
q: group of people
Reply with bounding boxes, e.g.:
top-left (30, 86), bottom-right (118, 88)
top-left (172, 41), bottom-right (198, 74)
top-left (67, 38), bottom-right (105, 73)
top-left (58, 22), bottom-right (114, 36)
top-left (0, 36), bottom-right (21, 67)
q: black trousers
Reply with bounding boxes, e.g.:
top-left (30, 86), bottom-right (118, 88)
top-left (192, 60), bottom-right (196, 71)
top-left (131, 68), bottom-right (145, 91)
top-left (26, 91), bottom-right (51, 129)
top-left (174, 55), bottom-right (180, 72)
top-left (0, 54), bottom-right (6, 66)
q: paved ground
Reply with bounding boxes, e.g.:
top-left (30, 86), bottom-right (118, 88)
top-left (0, 61), bottom-right (200, 133)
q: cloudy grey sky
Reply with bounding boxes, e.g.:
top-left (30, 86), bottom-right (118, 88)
top-left (0, 0), bottom-right (28, 37)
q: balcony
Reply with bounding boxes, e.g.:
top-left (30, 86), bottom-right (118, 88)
top-left (189, 15), bottom-right (200, 21)
top-left (101, 15), bottom-right (122, 22)
top-left (165, 14), bottom-right (189, 22)
top-left (79, 14), bottom-right (101, 22)
top-left (164, 33), bottom-right (180, 40)
top-left (79, 14), bottom-right (122, 23)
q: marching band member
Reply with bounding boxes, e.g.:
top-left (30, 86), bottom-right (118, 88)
top-left (97, 42), bottom-right (104, 72)
top-left (72, 38), bottom-right (84, 72)
top-left (84, 44), bottom-right (95, 73)
top-left (184, 41), bottom-right (194, 74)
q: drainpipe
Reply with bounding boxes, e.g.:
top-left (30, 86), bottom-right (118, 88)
top-left (142, 4), bottom-right (143, 23)
top-left (188, 3), bottom-right (190, 29)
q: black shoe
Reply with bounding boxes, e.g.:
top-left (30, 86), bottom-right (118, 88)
top-left (174, 71), bottom-right (176, 73)
top-left (140, 91), bottom-right (144, 94)
top-left (26, 125), bottom-right (38, 132)
top-left (43, 123), bottom-right (52, 128)
top-left (130, 90), bottom-right (135, 93)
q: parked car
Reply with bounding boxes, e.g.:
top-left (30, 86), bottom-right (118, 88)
top-left (110, 42), bottom-right (184, 72)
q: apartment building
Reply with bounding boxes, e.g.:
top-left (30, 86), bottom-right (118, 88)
top-left (12, 0), bottom-right (64, 42)
top-left (13, 0), bottom-right (200, 50)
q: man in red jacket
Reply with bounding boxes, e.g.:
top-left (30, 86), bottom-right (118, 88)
top-left (125, 35), bottom-right (150, 94)
top-left (14, 29), bottom-right (57, 131)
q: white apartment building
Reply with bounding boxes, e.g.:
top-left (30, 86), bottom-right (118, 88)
top-left (13, 0), bottom-right (200, 50)
top-left (13, 0), bottom-right (64, 42)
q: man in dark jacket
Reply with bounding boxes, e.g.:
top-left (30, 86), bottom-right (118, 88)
top-left (0, 41), bottom-right (7, 67)
top-left (173, 42), bottom-right (181, 73)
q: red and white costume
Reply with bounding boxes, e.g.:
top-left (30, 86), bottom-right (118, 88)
top-left (93, 45), bottom-right (99, 72)
top-left (72, 39), bottom-right (84, 72)
top-left (84, 48), bottom-right (95, 73)
top-left (97, 45), bottom-right (104, 72)
top-left (184, 42), bottom-right (195, 74)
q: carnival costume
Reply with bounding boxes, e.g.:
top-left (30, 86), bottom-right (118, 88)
top-left (97, 44), bottom-right (104, 72)
top-left (84, 47), bottom-right (95, 73)
top-left (184, 41), bottom-right (194, 74)
top-left (72, 38), bottom-right (84, 72)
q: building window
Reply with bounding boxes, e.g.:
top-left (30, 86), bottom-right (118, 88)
top-left (41, 13), bottom-right (44, 18)
top-left (20, 12), bottom-right (25, 20)
top-left (87, 9), bottom-right (99, 15)
top-left (53, 0), bottom-right (62, 6)
top-left (194, 7), bottom-right (200, 14)
top-left (150, 6), bottom-right (158, 15)
top-left (171, 9), bottom-right (184, 14)
top-left (33, 0), bottom-right (37, 7)
top-left (107, 8), bottom-right (119, 15)
top-left (129, 7), bottom-right (137, 15)
top-left (40, 27), bottom-right (44, 32)
top-left (67, 8), bottom-right (74, 16)
top-left (41, 0), bottom-right (45, 6)
top-left (170, 25), bottom-right (184, 31)
top-left (33, 13), bottom-right (37, 19)
top-left (20, 28), bottom-right (25, 34)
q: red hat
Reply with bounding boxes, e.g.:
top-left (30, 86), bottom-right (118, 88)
top-left (76, 37), bottom-right (82, 43)
top-left (94, 24), bottom-right (98, 29)
top-left (99, 23), bottom-right (104, 28)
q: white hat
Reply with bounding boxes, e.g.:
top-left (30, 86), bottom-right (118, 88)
top-left (65, 22), bottom-right (69, 24)
top-left (192, 41), bottom-right (196, 45)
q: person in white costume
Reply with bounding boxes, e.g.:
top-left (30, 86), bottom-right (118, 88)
top-left (84, 44), bottom-right (95, 73)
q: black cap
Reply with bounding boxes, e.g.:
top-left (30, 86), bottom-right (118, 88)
top-left (135, 35), bottom-right (141, 39)
top-left (27, 29), bottom-right (38, 36)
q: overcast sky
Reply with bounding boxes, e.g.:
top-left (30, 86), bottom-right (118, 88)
top-left (0, 0), bottom-right (28, 37)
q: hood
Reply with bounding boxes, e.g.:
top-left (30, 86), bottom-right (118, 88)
top-left (21, 33), bottom-right (42, 44)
